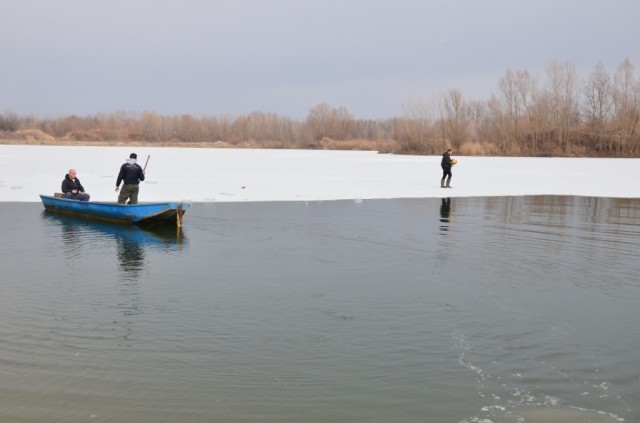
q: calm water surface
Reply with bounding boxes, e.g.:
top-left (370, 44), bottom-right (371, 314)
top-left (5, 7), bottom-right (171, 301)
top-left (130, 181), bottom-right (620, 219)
top-left (1, 196), bottom-right (639, 423)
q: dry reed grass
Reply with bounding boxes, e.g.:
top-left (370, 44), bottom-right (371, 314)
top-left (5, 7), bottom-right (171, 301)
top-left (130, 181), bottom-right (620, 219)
top-left (1, 136), bottom-right (400, 154)
top-left (4, 129), bottom-right (55, 141)
top-left (459, 141), bottom-right (500, 156)
top-left (319, 137), bottom-right (398, 152)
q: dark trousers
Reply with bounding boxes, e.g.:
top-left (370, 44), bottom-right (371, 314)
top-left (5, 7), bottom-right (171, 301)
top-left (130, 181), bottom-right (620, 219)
top-left (441, 167), bottom-right (452, 180)
top-left (64, 192), bottom-right (90, 201)
top-left (118, 184), bottom-right (140, 204)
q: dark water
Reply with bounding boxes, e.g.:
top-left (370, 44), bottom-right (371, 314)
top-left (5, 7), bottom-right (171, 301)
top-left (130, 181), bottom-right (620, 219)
top-left (1, 196), bottom-right (639, 423)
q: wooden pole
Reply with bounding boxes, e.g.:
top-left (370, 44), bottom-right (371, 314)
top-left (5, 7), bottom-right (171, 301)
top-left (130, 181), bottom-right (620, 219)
top-left (143, 155), bottom-right (150, 173)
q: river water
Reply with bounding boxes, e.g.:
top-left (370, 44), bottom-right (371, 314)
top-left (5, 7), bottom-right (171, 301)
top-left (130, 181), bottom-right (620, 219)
top-left (1, 196), bottom-right (639, 423)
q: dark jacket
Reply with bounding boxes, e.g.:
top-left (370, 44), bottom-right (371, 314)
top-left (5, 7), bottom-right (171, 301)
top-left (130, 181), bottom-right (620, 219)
top-left (441, 152), bottom-right (452, 169)
top-left (116, 160), bottom-right (145, 186)
top-left (61, 174), bottom-right (86, 193)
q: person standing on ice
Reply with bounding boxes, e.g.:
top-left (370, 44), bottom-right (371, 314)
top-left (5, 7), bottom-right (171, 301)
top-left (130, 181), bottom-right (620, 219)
top-left (115, 153), bottom-right (145, 204)
top-left (440, 148), bottom-right (455, 188)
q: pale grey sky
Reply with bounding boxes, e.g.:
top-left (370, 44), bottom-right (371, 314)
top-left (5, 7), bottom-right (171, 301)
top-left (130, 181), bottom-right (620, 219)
top-left (1, 0), bottom-right (639, 119)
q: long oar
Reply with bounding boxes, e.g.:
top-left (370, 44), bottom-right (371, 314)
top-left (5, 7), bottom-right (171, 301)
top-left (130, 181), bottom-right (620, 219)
top-left (143, 155), bottom-right (150, 173)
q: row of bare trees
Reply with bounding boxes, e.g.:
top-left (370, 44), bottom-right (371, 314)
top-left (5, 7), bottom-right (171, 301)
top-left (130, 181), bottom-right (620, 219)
top-left (2, 59), bottom-right (639, 156)
top-left (399, 59), bottom-right (640, 156)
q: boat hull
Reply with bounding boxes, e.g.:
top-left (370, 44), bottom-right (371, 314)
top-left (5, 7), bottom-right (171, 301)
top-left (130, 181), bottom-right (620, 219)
top-left (39, 195), bottom-right (189, 225)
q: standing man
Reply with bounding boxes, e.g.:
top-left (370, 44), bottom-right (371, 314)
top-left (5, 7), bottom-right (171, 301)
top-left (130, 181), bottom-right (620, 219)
top-left (115, 153), bottom-right (145, 204)
top-left (440, 148), bottom-right (454, 188)
top-left (62, 169), bottom-right (90, 201)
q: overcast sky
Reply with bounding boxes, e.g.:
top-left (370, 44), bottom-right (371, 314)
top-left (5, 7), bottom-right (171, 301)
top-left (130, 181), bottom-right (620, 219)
top-left (2, 0), bottom-right (639, 120)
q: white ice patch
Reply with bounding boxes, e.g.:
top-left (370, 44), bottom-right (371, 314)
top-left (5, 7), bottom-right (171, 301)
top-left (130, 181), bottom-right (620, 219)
top-left (481, 405), bottom-right (506, 412)
top-left (4, 146), bottom-right (640, 202)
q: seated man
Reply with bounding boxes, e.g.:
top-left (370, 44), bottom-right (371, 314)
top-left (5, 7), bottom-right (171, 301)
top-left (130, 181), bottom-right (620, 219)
top-left (61, 169), bottom-right (90, 201)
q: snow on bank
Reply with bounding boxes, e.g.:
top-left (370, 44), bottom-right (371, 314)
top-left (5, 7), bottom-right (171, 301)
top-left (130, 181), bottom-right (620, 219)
top-left (1, 145), bottom-right (639, 203)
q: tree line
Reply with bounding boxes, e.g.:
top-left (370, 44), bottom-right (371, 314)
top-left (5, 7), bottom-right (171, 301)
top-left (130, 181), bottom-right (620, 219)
top-left (1, 59), bottom-right (639, 157)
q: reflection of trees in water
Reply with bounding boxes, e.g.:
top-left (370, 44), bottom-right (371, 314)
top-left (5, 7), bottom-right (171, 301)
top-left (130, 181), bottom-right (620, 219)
top-left (480, 196), bottom-right (640, 227)
top-left (607, 200), bottom-right (640, 234)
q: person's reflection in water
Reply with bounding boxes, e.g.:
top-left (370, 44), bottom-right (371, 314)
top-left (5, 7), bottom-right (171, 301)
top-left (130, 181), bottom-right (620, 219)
top-left (59, 220), bottom-right (83, 261)
top-left (116, 236), bottom-right (145, 281)
top-left (115, 236), bottom-right (145, 319)
top-left (439, 197), bottom-right (452, 233)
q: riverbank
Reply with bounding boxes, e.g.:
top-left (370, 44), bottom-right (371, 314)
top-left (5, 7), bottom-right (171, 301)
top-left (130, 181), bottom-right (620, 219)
top-left (0, 138), bottom-right (229, 148)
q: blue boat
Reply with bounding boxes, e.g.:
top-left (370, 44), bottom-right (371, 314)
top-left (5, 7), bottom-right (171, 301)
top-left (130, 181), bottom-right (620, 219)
top-left (39, 195), bottom-right (189, 226)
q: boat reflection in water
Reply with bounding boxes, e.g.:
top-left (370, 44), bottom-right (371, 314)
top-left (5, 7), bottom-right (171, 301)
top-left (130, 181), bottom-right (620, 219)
top-left (41, 211), bottom-right (187, 282)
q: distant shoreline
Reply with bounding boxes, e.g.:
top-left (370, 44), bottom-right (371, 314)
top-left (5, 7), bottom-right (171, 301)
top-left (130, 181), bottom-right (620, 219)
top-left (0, 139), bottom-right (233, 149)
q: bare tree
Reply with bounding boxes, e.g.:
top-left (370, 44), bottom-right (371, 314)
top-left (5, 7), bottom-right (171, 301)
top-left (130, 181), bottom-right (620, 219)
top-left (440, 89), bottom-right (470, 149)
top-left (582, 62), bottom-right (614, 150)
top-left (141, 111), bottom-right (161, 141)
top-left (544, 60), bottom-right (579, 151)
top-left (398, 99), bottom-right (436, 153)
top-left (482, 94), bottom-right (505, 151)
top-left (306, 103), bottom-right (332, 141)
top-left (513, 70), bottom-right (538, 150)
top-left (612, 58), bottom-right (640, 152)
top-left (498, 70), bottom-right (521, 145)
top-left (305, 103), bottom-right (354, 141)
top-left (0, 110), bottom-right (20, 132)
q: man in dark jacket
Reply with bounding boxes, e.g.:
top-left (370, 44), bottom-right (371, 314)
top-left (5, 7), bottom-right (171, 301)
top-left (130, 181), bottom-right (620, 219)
top-left (115, 153), bottom-right (145, 204)
top-left (61, 169), bottom-right (90, 201)
top-left (440, 149), bottom-right (454, 188)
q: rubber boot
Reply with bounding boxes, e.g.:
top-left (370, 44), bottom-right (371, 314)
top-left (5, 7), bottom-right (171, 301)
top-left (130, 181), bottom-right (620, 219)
top-left (445, 177), bottom-right (452, 188)
top-left (441, 178), bottom-right (446, 188)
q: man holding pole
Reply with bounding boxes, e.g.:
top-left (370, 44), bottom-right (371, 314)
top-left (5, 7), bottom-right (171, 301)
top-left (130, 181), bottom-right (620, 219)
top-left (115, 153), bottom-right (147, 204)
